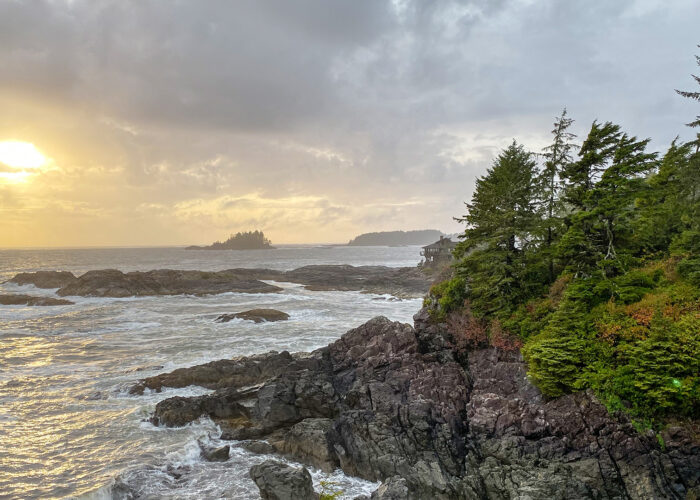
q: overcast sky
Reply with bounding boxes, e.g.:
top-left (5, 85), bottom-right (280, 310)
top-left (0, 0), bottom-right (698, 247)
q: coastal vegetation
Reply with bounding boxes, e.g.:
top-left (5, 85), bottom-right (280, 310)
top-left (187, 230), bottom-right (274, 250)
top-left (347, 229), bottom-right (444, 246)
top-left (427, 56), bottom-right (700, 427)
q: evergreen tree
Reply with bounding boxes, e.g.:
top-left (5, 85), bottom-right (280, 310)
top-left (635, 139), bottom-right (694, 254)
top-left (562, 121), bottom-right (621, 211)
top-left (675, 46), bottom-right (700, 151)
top-left (559, 130), bottom-right (657, 278)
top-left (591, 133), bottom-right (657, 275)
top-left (538, 108), bottom-right (576, 282)
top-left (454, 141), bottom-right (540, 316)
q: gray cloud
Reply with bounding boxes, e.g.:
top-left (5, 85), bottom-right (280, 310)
top-left (0, 0), bottom-right (698, 245)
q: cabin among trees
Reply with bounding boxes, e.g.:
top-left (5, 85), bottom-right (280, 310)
top-left (420, 236), bottom-right (457, 266)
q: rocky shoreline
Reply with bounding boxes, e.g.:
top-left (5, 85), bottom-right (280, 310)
top-left (5, 265), bottom-right (431, 299)
top-left (132, 310), bottom-right (699, 499)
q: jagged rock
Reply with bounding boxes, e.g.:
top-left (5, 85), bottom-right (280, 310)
top-left (281, 418), bottom-right (337, 471)
top-left (0, 294), bottom-right (74, 306)
top-left (216, 309), bottom-right (290, 323)
top-left (249, 460), bottom-right (319, 500)
top-left (200, 444), bottom-right (229, 462)
top-left (129, 350), bottom-right (301, 394)
top-left (143, 312), bottom-right (699, 499)
top-left (7, 270), bottom-right (77, 288)
top-left (370, 477), bottom-right (410, 499)
top-left (150, 387), bottom-right (251, 427)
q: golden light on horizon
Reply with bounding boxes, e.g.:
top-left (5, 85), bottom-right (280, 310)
top-left (0, 141), bottom-right (48, 169)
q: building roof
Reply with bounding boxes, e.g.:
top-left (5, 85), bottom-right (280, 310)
top-left (422, 237), bottom-right (457, 250)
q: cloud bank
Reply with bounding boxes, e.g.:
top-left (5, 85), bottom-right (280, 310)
top-left (0, 0), bottom-right (698, 246)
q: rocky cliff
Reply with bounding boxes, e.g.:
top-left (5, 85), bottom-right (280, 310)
top-left (136, 311), bottom-right (699, 499)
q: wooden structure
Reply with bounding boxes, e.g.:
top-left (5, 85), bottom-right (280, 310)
top-left (420, 236), bottom-right (457, 266)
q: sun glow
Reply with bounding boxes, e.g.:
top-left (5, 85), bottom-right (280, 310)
top-left (0, 141), bottom-right (48, 169)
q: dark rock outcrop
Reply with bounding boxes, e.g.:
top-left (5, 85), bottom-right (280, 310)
top-left (216, 309), bottom-right (290, 323)
top-left (130, 351), bottom-right (304, 394)
top-left (0, 294), bottom-right (74, 306)
top-left (200, 444), bottom-right (230, 462)
top-left (55, 269), bottom-right (282, 297)
top-left (10, 265), bottom-right (432, 298)
top-left (7, 270), bottom-right (77, 288)
top-left (249, 460), bottom-right (319, 500)
top-left (139, 313), bottom-right (699, 499)
top-left (282, 265), bottom-right (431, 298)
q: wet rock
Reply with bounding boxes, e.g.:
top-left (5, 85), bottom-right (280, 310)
top-left (7, 270), bottom-right (77, 288)
top-left (150, 387), bottom-right (251, 427)
top-left (129, 350), bottom-right (302, 394)
top-left (239, 440), bottom-right (276, 455)
top-left (54, 268), bottom-right (283, 297)
top-left (22, 265), bottom-right (432, 298)
top-left (200, 444), bottom-right (229, 462)
top-left (145, 312), bottom-right (699, 499)
top-left (249, 460), bottom-right (319, 500)
top-left (370, 477), bottom-right (410, 499)
top-left (281, 418), bottom-right (338, 471)
top-left (216, 309), bottom-right (290, 323)
top-left (282, 265), bottom-right (431, 298)
top-left (0, 294), bottom-right (74, 306)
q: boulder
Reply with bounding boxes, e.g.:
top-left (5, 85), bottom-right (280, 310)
top-left (0, 294), bottom-right (74, 306)
top-left (200, 444), bottom-right (230, 462)
top-left (216, 309), bottom-right (290, 323)
top-left (249, 460), bottom-right (319, 500)
top-left (240, 440), bottom-right (276, 455)
top-left (8, 271), bottom-right (77, 288)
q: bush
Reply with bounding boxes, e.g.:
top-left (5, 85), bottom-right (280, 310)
top-left (424, 276), bottom-right (468, 321)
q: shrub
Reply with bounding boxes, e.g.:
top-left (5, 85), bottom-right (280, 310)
top-left (424, 276), bottom-right (468, 321)
top-left (446, 304), bottom-right (488, 352)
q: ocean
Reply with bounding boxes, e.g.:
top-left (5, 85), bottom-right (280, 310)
top-left (0, 246), bottom-right (424, 499)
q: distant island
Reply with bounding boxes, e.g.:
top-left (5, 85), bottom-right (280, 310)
top-left (347, 229), bottom-right (444, 246)
top-left (186, 230), bottom-right (274, 250)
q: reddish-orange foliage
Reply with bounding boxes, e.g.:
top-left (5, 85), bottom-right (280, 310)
top-left (626, 305), bottom-right (654, 327)
top-left (489, 319), bottom-right (523, 351)
top-left (446, 302), bottom-right (488, 353)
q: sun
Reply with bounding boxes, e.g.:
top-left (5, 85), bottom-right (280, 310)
top-left (0, 141), bottom-right (48, 169)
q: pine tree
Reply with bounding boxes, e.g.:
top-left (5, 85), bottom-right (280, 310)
top-left (539, 108), bottom-right (576, 282)
top-left (455, 141), bottom-right (540, 316)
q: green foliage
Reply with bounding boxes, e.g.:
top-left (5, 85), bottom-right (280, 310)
top-left (450, 98), bottom-right (700, 425)
top-left (454, 141), bottom-right (540, 316)
top-left (209, 230), bottom-right (273, 250)
top-left (424, 276), bottom-right (467, 321)
top-left (319, 480), bottom-right (344, 500)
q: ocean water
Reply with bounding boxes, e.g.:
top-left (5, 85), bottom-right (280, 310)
top-left (0, 246), bottom-right (424, 499)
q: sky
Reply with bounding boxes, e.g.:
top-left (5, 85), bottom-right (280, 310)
top-left (0, 0), bottom-right (698, 247)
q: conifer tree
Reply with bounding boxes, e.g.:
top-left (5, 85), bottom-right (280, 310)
top-left (455, 141), bottom-right (539, 315)
top-left (539, 108), bottom-right (576, 282)
top-left (675, 46), bottom-right (700, 151)
top-left (562, 121), bottom-right (622, 211)
top-left (559, 129), bottom-right (657, 277)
